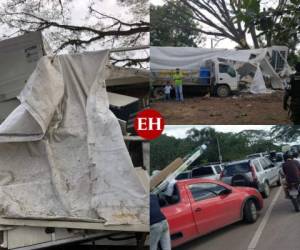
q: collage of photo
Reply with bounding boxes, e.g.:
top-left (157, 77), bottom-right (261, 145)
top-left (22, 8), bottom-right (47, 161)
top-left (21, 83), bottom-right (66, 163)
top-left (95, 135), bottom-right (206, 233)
top-left (0, 0), bottom-right (299, 250)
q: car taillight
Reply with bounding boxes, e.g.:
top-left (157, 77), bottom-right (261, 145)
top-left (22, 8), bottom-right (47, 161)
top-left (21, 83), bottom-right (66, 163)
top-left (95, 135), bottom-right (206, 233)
top-left (251, 165), bottom-right (257, 181)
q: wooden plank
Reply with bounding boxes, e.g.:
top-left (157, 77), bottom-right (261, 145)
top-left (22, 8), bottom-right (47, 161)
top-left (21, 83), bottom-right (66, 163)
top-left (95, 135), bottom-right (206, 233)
top-left (150, 158), bottom-right (184, 190)
top-left (135, 167), bottom-right (150, 192)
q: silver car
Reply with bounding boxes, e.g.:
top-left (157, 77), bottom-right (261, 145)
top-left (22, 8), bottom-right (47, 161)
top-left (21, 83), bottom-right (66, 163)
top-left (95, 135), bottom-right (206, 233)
top-left (220, 157), bottom-right (281, 198)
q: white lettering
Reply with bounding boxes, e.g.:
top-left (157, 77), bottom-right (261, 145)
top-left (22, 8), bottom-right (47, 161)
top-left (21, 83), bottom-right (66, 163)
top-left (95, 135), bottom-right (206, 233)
top-left (137, 118), bottom-right (148, 130)
top-left (149, 118), bottom-right (162, 130)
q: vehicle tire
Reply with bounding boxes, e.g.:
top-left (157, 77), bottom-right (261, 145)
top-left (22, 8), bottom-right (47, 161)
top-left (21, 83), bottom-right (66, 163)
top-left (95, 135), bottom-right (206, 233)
top-left (153, 87), bottom-right (165, 99)
top-left (291, 197), bottom-right (300, 212)
top-left (231, 174), bottom-right (251, 187)
top-left (261, 182), bottom-right (270, 199)
top-left (243, 199), bottom-right (258, 223)
top-left (216, 85), bottom-right (230, 97)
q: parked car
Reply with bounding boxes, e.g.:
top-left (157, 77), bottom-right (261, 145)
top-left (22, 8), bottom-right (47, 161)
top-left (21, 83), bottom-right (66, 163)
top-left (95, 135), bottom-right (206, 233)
top-left (246, 152), bottom-right (268, 159)
top-left (191, 163), bottom-right (224, 180)
top-left (291, 145), bottom-right (300, 153)
top-left (267, 152), bottom-right (284, 164)
top-left (220, 157), bottom-right (281, 198)
top-left (175, 170), bottom-right (192, 180)
top-left (159, 178), bottom-right (263, 248)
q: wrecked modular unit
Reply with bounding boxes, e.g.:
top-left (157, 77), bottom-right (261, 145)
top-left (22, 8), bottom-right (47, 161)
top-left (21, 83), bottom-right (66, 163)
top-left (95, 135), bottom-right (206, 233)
top-left (0, 31), bottom-right (150, 124)
top-left (150, 46), bottom-right (290, 94)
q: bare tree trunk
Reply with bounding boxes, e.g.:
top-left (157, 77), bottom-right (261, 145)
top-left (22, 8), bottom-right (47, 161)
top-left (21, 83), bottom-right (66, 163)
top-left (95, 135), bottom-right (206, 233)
top-left (249, 25), bottom-right (259, 48)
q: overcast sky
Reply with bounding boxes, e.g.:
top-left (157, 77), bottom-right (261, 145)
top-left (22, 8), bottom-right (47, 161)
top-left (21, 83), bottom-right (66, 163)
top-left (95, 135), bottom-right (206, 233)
top-left (0, 0), bottom-right (129, 38)
top-left (0, 0), bottom-right (149, 64)
top-left (163, 125), bottom-right (274, 138)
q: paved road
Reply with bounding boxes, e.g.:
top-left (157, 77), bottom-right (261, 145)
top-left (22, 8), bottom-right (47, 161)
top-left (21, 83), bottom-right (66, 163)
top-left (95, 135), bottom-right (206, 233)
top-left (50, 246), bottom-right (148, 250)
top-left (175, 186), bottom-right (300, 250)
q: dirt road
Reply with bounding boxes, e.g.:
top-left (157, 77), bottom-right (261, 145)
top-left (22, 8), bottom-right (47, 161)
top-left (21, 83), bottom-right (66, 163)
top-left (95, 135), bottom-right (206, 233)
top-left (150, 91), bottom-right (290, 124)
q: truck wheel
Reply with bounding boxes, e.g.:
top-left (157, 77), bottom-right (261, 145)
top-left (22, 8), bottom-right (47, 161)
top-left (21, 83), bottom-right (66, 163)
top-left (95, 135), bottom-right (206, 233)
top-left (243, 199), bottom-right (258, 223)
top-left (152, 87), bottom-right (165, 99)
top-left (216, 85), bottom-right (230, 97)
top-left (261, 182), bottom-right (270, 198)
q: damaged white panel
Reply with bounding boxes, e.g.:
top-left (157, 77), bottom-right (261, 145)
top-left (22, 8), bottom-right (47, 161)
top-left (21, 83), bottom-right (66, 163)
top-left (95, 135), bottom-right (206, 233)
top-left (151, 46), bottom-right (288, 91)
top-left (250, 66), bottom-right (268, 94)
top-left (0, 50), bottom-right (148, 226)
top-left (260, 58), bottom-right (283, 89)
top-left (150, 47), bottom-right (227, 70)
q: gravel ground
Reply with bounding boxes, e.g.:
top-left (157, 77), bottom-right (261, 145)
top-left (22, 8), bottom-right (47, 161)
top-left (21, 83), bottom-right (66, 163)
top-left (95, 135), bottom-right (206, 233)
top-left (150, 91), bottom-right (290, 124)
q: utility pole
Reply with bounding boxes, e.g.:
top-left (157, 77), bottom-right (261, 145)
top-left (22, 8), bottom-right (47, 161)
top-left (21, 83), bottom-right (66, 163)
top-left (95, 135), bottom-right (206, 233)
top-left (216, 137), bottom-right (222, 163)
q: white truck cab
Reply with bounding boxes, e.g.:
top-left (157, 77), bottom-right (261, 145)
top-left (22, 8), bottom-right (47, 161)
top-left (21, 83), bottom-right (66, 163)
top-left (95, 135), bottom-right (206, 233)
top-left (207, 60), bottom-right (239, 97)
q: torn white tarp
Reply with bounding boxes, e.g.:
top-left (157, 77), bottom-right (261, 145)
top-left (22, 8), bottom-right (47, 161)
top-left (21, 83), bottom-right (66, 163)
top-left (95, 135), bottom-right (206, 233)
top-left (150, 46), bottom-right (290, 92)
top-left (0, 50), bottom-right (148, 226)
top-left (251, 65), bottom-right (268, 94)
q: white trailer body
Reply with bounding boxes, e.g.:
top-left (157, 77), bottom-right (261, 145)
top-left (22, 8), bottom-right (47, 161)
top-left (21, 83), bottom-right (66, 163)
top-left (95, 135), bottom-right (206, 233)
top-left (0, 34), bottom-right (149, 249)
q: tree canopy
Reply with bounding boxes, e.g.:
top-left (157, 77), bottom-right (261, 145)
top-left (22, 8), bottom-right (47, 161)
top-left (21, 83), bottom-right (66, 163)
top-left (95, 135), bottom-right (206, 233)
top-left (150, 126), bottom-right (295, 172)
top-left (153, 0), bottom-right (299, 61)
top-left (150, 1), bottom-right (205, 47)
top-left (271, 125), bottom-right (300, 142)
top-left (0, 0), bottom-right (149, 66)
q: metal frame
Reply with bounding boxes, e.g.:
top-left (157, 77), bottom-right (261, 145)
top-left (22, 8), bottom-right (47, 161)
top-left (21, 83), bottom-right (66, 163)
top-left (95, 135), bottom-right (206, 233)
top-left (0, 218), bottom-right (148, 233)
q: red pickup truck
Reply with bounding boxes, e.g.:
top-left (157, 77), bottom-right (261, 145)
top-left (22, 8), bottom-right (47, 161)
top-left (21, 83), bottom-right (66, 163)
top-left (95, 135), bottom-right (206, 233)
top-left (159, 178), bottom-right (263, 247)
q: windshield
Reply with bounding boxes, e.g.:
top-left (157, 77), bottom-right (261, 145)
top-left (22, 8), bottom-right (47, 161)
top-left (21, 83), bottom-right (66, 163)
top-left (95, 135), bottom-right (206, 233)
top-left (223, 162), bottom-right (250, 176)
top-left (175, 172), bottom-right (190, 180)
top-left (192, 167), bottom-right (214, 177)
top-left (219, 64), bottom-right (236, 77)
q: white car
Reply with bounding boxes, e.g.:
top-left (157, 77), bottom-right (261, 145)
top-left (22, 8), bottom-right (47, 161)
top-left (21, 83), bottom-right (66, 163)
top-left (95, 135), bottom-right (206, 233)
top-left (191, 163), bottom-right (224, 180)
top-left (220, 157), bottom-right (281, 198)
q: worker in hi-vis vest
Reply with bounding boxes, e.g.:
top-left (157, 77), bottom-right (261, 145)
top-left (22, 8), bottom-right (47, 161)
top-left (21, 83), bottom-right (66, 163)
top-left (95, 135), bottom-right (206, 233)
top-left (172, 68), bottom-right (184, 101)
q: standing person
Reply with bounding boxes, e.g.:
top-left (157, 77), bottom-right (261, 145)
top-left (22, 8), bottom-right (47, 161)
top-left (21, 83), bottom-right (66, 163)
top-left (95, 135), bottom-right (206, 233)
top-left (172, 68), bottom-right (184, 102)
top-left (282, 151), bottom-right (300, 185)
top-left (150, 194), bottom-right (171, 250)
top-left (164, 81), bottom-right (172, 101)
top-left (292, 148), bottom-right (300, 163)
top-left (283, 62), bottom-right (300, 124)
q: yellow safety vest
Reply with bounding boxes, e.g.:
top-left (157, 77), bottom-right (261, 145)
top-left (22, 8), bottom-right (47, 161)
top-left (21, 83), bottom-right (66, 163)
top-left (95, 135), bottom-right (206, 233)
top-left (172, 72), bottom-right (183, 86)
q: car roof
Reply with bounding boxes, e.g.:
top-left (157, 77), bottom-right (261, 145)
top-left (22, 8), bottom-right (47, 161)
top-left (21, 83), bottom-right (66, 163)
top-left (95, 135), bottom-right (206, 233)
top-left (224, 159), bottom-right (250, 166)
top-left (176, 178), bottom-right (223, 186)
top-left (193, 163), bottom-right (222, 168)
top-left (177, 170), bottom-right (191, 174)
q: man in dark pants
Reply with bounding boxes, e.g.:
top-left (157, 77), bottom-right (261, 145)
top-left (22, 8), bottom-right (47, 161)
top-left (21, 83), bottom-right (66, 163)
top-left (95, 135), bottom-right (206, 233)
top-left (284, 62), bottom-right (300, 124)
top-left (150, 194), bottom-right (171, 250)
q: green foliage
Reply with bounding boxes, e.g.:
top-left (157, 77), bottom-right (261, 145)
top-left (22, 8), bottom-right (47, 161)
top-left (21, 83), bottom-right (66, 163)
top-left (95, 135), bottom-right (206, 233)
top-left (236, 0), bottom-right (261, 25)
top-left (150, 1), bottom-right (204, 47)
top-left (270, 1), bottom-right (300, 52)
top-left (178, 0), bottom-right (299, 52)
top-left (288, 51), bottom-right (300, 66)
top-left (271, 125), bottom-right (300, 142)
top-left (234, 0), bottom-right (299, 49)
top-left (150, 127), bottom-right (282, 172)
